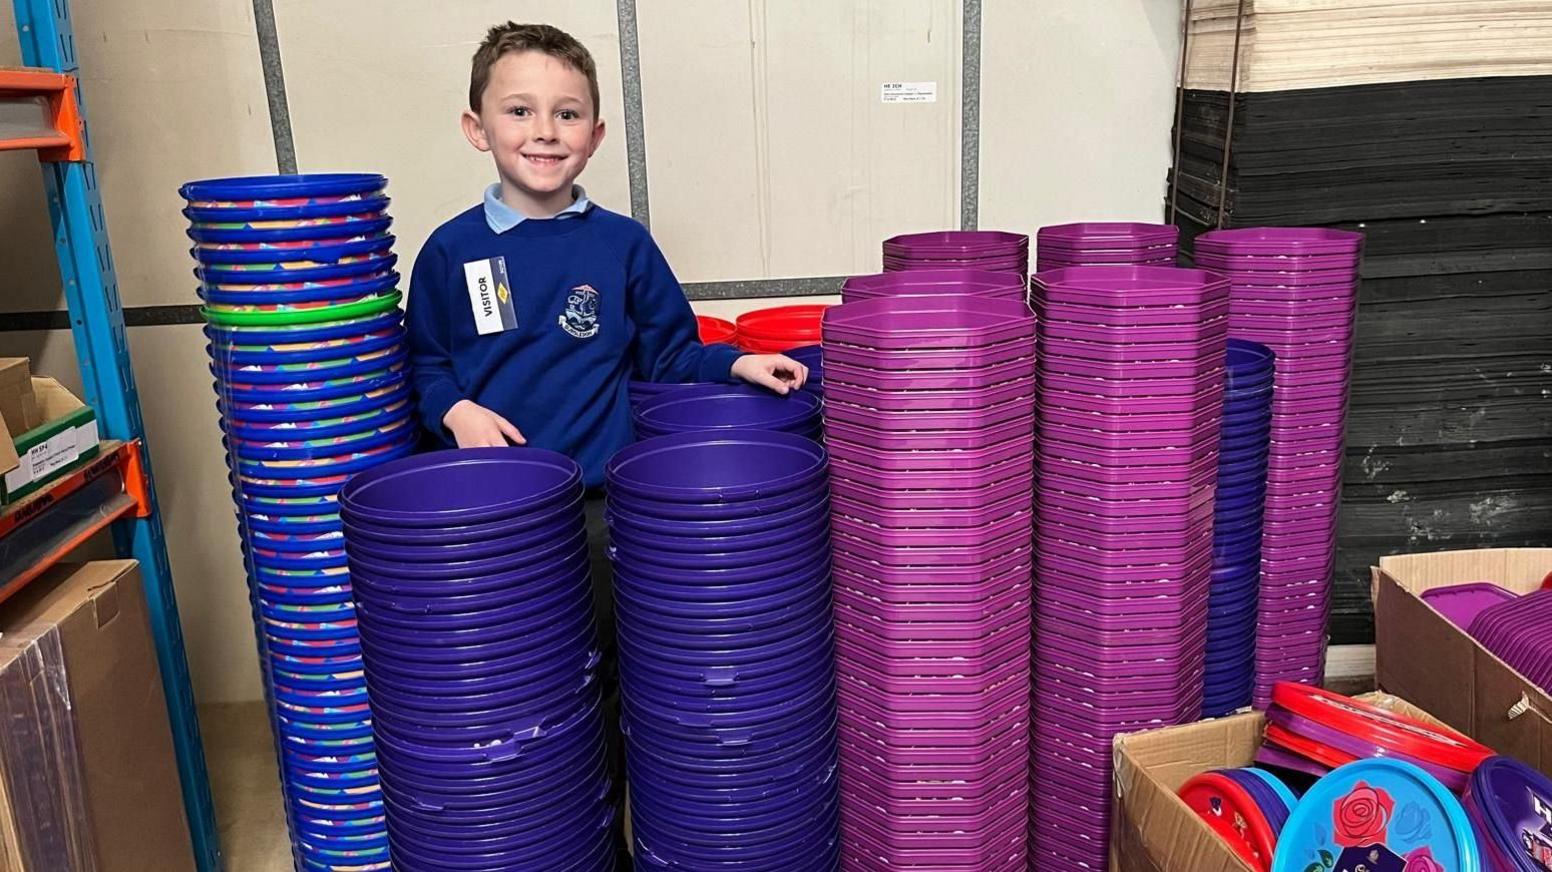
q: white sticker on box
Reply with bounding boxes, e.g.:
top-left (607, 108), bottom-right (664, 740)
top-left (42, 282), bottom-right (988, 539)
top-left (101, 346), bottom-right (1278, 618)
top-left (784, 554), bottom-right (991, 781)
top-left (881, 82), bottom-right (937, 104)
top-left (76, 420), bottom-right (99, 456)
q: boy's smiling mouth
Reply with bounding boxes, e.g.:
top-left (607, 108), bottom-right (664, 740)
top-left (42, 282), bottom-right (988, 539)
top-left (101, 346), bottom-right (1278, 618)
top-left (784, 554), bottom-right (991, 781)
top-left (522, 152), bottom-right (565, 166)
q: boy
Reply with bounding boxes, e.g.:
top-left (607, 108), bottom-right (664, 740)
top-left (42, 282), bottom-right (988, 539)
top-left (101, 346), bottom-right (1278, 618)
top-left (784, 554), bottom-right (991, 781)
top-left (403, 22), bottom-right (806, 844)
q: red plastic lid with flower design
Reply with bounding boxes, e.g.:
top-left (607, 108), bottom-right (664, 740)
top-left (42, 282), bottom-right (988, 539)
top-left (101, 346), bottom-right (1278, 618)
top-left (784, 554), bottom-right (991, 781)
top-left (1270, 758), bottom-right (1481, 872)
top-left (1270, 683), bottom-right (1493, 775)
top-left (1180, 771), bottom-right (1278, 871)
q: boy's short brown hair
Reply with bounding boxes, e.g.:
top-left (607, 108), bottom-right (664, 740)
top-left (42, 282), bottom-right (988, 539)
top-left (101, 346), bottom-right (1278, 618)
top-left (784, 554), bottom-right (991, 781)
top-left (469, 22), bottom-right (601, 117)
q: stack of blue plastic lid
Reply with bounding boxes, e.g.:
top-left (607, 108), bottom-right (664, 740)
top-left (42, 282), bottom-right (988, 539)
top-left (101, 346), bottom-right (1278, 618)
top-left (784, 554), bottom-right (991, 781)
top-left (339, 448), bottom-right (615, 871)
top-left (785, 344), bottom-right (825, 398)
top-left (1204, 338), bottom-right (1275, 717)
top-left (181, 172), bottom-right (415, 871)
top-left (604, 430), bottom-right (842, 868)
top-left (631, 384), bottom-right (823, 441)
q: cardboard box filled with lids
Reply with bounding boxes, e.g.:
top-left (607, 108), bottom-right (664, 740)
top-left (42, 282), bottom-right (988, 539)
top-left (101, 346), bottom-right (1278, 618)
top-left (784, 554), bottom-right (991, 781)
top-left (1372, 547), bottom-right (1552, 773)
top-left (0, 560), bottom-right (195, 871)
top-left (0, 357), bottom-right (100, 504)
top-left (1109, 693), bottom-right (1448, 872)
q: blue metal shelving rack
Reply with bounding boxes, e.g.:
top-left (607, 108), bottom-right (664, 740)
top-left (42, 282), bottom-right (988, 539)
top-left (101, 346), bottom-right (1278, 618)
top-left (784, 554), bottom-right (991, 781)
top-left (7, 0), bottom-right (221, 868)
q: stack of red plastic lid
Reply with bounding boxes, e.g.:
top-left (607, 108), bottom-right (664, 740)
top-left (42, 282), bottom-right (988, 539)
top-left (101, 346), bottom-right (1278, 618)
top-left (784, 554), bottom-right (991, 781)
top-left (1178, 767), bottom-right (1298, 872)
top-left (820, 294), bottom-right (1036, 870)
top-left (841, 268), bottom-right (1027, 305)
top-left (1467, 588), bottom-right (1552, 692)
top-left (735, 305), bottom-right (829, 353)
top-left (1257, 683), bottom-right (1493, 792)
top-left (1193, 227), bottom-right (1364, 707)
top-left (1034, 222), bottom-right (1179, 273)
top-left (881, 230), bottom-right (1029, 277)
top-left (1028, 265), bottom-right (1228, 872)
top-left (696, 314), bottom-right (737, 345)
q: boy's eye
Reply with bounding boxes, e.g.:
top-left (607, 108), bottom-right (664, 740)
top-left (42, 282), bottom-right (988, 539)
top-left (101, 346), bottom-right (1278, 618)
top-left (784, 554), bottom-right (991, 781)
top-left (508, 106), bottom-right (530, 117)
top-left (559, 110), bottom-right (579, 120)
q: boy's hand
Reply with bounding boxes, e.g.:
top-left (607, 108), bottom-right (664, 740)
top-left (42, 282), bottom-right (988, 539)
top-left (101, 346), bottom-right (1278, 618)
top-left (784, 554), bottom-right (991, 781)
top-left (443, 400), bottom-right (527, 448)
top-left (731, 354), bottom-right (808, 396)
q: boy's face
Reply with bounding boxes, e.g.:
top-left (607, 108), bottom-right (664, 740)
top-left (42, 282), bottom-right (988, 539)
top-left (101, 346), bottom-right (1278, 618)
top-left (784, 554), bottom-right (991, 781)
top-left (462, 50), bottom-right (605, 211)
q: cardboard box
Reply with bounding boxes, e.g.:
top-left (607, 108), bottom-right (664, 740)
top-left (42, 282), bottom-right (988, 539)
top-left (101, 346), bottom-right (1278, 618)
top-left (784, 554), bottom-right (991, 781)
top-left (1111, 694), bottom-right (1445, 872)
top-left (0, 377), bottom-right (100, 505)
top-left (0, 361), bottom-right (38, 439)
top-left (0, 560), bottom-right (195, 872)
top-left (1373, 547), bottom-right (1552, 773)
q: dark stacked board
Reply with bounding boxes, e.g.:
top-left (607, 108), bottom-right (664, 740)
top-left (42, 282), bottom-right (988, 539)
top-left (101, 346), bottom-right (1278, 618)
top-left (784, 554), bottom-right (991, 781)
top-left (1168, 76), bottom-right (1552, 643)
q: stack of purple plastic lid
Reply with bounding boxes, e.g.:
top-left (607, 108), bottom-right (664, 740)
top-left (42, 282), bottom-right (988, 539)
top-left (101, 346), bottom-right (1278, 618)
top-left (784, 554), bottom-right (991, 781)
top-left (820, 294), bottom-right (1036, 870)
top-left (337, 448), bottom-right (615, 872)
top-left (605, 430), bottom-right (842, 867)
top-left (1204, 339), bottom-right (1276, 717)
top-left (841, 268), bottom-right (1028, 305)
top-left (1467, 588), bottom-right (1552, 691)
top-left (881, 231), bottom-right (1029, 277)
top-left (1034, 222), bottom-right (1179, 273)
top-left (1193, 227), bottom-right (1363, 707)
top-left (1028, 265), bottom-right (1228, 871)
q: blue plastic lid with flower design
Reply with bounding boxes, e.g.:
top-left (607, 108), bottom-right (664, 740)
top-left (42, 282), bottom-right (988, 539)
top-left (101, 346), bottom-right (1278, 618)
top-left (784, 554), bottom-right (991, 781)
top-left (1271, 758), bottom-right (1481, 872)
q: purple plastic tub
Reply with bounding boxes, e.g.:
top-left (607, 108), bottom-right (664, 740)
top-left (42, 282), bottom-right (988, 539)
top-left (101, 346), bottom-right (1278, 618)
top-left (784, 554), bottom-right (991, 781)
top-left (339, 447), bottom-right (581, 529)
top-left (606, 430), bottom-right (827, 504)
top-left (633, 384), bottom-right (822, 437)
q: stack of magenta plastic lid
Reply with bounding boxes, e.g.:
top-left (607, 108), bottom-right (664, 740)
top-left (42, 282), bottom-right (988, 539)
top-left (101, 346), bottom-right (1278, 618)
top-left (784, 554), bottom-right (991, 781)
top-left (840, 268), bottom-right (1028, 305)
top-left (180, 172), bottom-right (414, 872)
top-left (632, 384), bottom-right (823, 441)
top-left (1027, 265), bottom-right (1227, 871)
top-left (1193, 227), bottom-right (1363, 707)
top-left (1466, 588), bottom-right (1552, 691)
top-left (1034, 222), bottom-right (1179, 273)
top-left (604, 430), bottom-right (842, 867)
top-left (1178, 768), bottom-right (1297, 871)
top-left (819, 294), bottom-right (1036, 870)
top-left (1204, 339), bottom-right (1275, 717)
top-left (338, 448), bottom-right (615, 872)
top-left (1463, 756), bottom-right (1552, 871)
top-left (1270, 758), bottom-right (1483, 872)
top-left (735, 305), bottom-right (831, 353)
top-left (881, 230), bottom-right (1029, 276)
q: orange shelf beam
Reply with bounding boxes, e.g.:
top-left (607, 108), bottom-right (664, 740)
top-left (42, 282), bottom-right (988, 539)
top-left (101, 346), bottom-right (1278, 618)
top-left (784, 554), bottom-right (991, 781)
top-left (0, 66), bottom-right (84, 161)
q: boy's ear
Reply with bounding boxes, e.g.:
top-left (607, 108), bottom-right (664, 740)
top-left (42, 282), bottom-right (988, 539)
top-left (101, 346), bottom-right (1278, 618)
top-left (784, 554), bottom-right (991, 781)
top-left (461, 109), bottom-right (492, 153)
top-left (587, 119), bottom-right (606, 157)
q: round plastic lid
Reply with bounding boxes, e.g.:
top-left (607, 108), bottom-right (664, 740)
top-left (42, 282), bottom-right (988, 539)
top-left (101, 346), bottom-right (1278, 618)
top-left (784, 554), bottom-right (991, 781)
top-left (339, 446), bottom-right (581, 527)
top-left (605, 430), bottom-right (826, 503)
top-left (180, 173), bottom-right (387, 202)
top-left (1178, 771), bottom-right (1277, 871)
top-left (1270, 758), bottom-right (1481, 872)
top-left (1270, 682), bottom-right (1493, 774)
top-left (1465, 755), bottom-right (1552, 870)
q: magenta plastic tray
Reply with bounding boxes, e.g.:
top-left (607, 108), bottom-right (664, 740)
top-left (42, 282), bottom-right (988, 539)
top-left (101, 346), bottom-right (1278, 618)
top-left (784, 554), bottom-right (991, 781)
top-left (833, 575), bottom-right (1029, 621)
top-left (837, 658), bottom-right (1026, 704)
top-left (1033, 296), bottom-right (1226, 329)
top-left (830, 453), bottom-right (1033, 492)
top-left (832, 490), bottom-right (1030, 531)
top-left (837, 778), bottom-right (1028, 834)
top-left (832, 598), bottom-right (1031, 644)
top-left (837, 686), bottom-right (1030, 737)
top-left (839, 777), bottom-right (1026, 825)
top-left (831, 546), bottom-right (1032, 590)
top-left (1038, 333), bottom-right (1226, 366)
top-left (1039, 438), bottom-right (1218, 471)
top-left (1194, 226), bottom-right (1362, 253)
top-left (825, 398), bottom-right (1032, 432)
top-left (1420, 582), bottom-right (1517, 630)
top-left (1039, 387), bottom-right (1224, 417)
top-left (1038, 367), bottom-right (1223, 400)
top-left (1037, 416), bottom-right (1219, 451)
top-left (1036, 452), bottom-right (1219, 487)
top-left (831, 568), bottom-right (1032, 613)
top-left (1036, 516), bottom-right (1209, 550)
top-left (839, 699), bottom-right (1027, 752)
top-left (822, 355), bottom-right (1035, 390)
top-left (1035, 499), bottom-right (1213, 534)
top-left (823, 379), bottom-right (1034, 412)
top-left (842, 812), bottom-right (1025, 866)
top-left (1035, 486), bottom-right (1212, 522)
top-left (1038, 469), bottom-right (1217, 506)
top-left (840, 719), bottom-right (1027, 770)
top-left (833, 614), bottom-right (1032, 663)
top-left (822, 415), bottom-right (1032, 452)
top-left (820, 336), bottom-right (1033, 371)
top-left (1035, 534), bottom-right (1210, 572)
top-left (822, 296), bottom-right (1034, 350)
top-left (1230, 295), bottom-right (1355, 317)
top-left (832, 511), bottom-right (1030, 549)
top-left (1037, 351), bottom-right (1224, 382)
top-left (1037, 609), bottom-right (1208, 650)
top-left (1039, 314), bottom-right (1227, 346)
top-left (835, 628), bottom-right (1027, 680)
top-left (1032, 266), bottom-right (1226, 304)
top-left (1038, 222), bottom-right (1177, 246)
top-left (1034, 591), bottom-right (1210, 636)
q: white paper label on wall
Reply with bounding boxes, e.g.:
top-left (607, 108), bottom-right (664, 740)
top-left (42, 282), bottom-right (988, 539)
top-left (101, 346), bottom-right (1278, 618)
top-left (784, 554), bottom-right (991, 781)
top-left (881, 82), bottom-right (937, 104)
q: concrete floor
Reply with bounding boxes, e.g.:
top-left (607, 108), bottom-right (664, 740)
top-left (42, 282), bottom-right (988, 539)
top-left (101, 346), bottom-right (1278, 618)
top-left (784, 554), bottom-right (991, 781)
top-left (202, 702), bottom-right (293, 872)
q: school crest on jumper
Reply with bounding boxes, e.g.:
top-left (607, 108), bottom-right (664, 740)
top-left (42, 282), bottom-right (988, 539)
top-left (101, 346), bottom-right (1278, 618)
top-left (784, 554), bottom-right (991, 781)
top-left (559, 284), bottom-right (599, 338)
